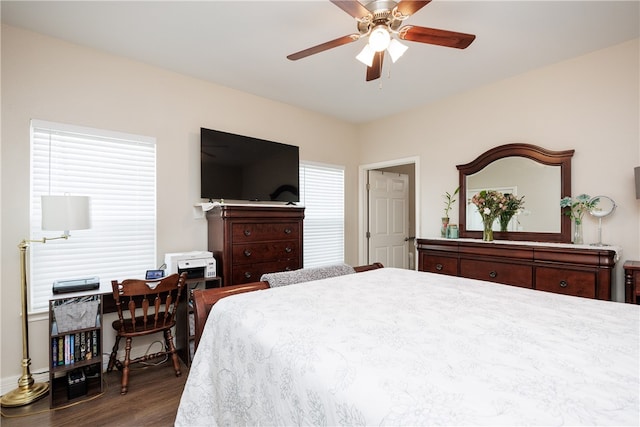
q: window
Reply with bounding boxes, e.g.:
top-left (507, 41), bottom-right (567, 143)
top-left (299, 162), bottom-right (344, 267)
top-left (30, 120), bottom-right (156, 313)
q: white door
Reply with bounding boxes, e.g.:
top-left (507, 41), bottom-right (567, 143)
top-left (368, 170), bottom-right (409, 268)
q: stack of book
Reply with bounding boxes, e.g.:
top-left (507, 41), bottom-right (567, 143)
top-left (52, 330), bottom-right (99, 367)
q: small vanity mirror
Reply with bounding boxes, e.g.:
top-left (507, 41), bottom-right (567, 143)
top-left (458, 144), bottom-right (574, 243)
top-left (588, 195), bottom-right (616, 246)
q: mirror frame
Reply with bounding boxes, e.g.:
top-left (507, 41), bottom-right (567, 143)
top-left (457, 143), bottom-right (574, 243)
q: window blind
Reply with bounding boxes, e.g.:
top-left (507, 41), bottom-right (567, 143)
top-left (299, 162), bottom-right (344, 268)
top-left (30, 120), bottom-right (156, 313)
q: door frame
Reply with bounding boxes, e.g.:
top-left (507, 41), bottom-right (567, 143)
top-left (358, 156), bottom-right (421, 267)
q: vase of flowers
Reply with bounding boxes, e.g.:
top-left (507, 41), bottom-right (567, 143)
top-left (499, 194), bottom-right (525, 232)
top-left (441, 187), bottom-right (459, 238)
top-left (560, 194), bottom-right (599, 244)
top-left (471, 190), bottom-right (508, 242)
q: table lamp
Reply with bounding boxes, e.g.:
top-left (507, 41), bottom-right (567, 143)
top-left (0, 195), bottom-right (91, 407)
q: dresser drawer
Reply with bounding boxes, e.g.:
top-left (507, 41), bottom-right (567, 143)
top-left (231, 222), bottom-right (299, 243)
top-left (535, 267), bottom-right (596, 298)
top-left (232, 241), bottom-right (300, 265)
top-left (231, 260), bottom-right (300, 284)
top-left (419, 252), bottom-right (458, 276)
top-left (415, 239), bottom-right (615, 301)
top-left (460, 258), bottom-right (533, 288)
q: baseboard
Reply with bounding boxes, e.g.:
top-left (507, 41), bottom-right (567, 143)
top-left (1, 369), bottom-right (49, 397)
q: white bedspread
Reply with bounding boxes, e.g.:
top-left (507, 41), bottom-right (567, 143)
top-left (175, 268), bottom-right (640, 426)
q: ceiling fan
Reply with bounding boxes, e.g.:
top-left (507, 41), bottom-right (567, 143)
top-left (287, 0), bottom-right (476, 82)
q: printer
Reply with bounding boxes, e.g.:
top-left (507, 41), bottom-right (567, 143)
top-left (164, 251), bottom-right (216, 280)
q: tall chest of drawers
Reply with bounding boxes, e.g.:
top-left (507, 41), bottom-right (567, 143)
top-left (207, 205), bottom-right (304, 286)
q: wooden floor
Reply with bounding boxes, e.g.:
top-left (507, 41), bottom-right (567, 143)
top-left (1, 361), bottom-right (188, 427)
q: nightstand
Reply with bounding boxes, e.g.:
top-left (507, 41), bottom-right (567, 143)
top-left (623, 260), bottom-right (640, 304)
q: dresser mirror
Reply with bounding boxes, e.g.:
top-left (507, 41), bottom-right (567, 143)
top-left (457, 144), bottom-right (574, 243)
top-left (588, 195), bottom-right (616, 246)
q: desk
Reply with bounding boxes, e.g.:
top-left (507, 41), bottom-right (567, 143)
top-left (176, 277), bottom-right (222, 365)
top-left (51, 275), bottom-right (221, 366)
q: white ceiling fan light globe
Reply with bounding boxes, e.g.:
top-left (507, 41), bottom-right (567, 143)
top-left (368, 25), bottom-right (391, 52)
top-left (356, 43), bottom-right (376, 67)
top-left (387, 38), bottom-right (408, 63)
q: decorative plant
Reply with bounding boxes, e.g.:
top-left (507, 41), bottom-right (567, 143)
top-left (471, 190), bottom-right (508, 241)
top-left (560, 194), bottom-right (599, 225)
top-left (443, 187), bottom-right (459, 218)
top-left (499, 193), bottom-right (525, 232)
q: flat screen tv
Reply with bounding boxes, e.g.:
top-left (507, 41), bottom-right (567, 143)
top-left (200, 128), bottom-right (300, 203)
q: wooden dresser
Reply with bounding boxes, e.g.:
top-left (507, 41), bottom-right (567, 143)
top-left (623, 260), bottom-right (640, 304)
top-left (416, 238), bottom-right (618, 300)
top-left (207, 205), bottom-right (304, 286)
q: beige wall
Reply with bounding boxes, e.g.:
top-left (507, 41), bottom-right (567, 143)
top-left (0, 25), bottom-right (359, 388)
top-left (2, 23), bottom-right (638, 387)
top-left (359, 38), bottom-right (639, 299)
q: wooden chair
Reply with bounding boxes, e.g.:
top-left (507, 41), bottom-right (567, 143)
top-left (192, 262), bottom-right (385, 353)
top-left (107, 272), bottom-right (187, 394)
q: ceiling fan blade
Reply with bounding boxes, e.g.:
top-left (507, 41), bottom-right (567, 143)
top-left (366, 51), bottom-right (384, 81)
top-left (395, 1), bottom-right (432, 17)
top-left (399, 26), bottom-right (476, 49)
top-left (287, 34), bottom-right (360, 61)
top-left (330, 0), bottom-right (371, 18)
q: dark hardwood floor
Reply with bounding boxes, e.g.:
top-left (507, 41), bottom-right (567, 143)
top-left (1, 361), bottom-right (188, 426)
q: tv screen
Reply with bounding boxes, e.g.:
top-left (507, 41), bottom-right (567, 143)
top-left (200, 128), bottom-right (300, 203)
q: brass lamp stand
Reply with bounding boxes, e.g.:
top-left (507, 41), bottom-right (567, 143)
top-left (1, 195), bottom-right (91, 407)
top-left (0, 240), bottom-right (52, 406)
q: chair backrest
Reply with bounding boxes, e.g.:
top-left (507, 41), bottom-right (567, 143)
top-left (111, 273), bottom-right (187, 332)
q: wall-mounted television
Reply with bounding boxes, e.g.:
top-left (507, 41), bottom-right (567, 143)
top-left (200, 128), bottom-right (300, 203)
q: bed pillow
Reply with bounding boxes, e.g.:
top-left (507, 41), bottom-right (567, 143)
top-left (260, 263), bottom-right (356, 288)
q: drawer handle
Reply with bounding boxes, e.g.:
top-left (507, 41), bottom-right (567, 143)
top-left (559, 280), bottom-right (568, 288)
top-left (284, 228), bottom-right (292, 234)
top-left (285, 267), bottom-right (292, 271)
top-left (489, 271), bottom-right (497, 278)
top-left (435, 264), bottom-right (443, 271)
top-left (285, 247), bottom-right (292, 253)
top-left (243, 249), bottom-right (252, 257)
top-left (244, 229), bottom-right (251, 236)
top-left (244, 272), bottom-right (252, 279)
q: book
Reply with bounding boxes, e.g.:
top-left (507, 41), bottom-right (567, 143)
top-left (92, 330), bottom-right (98, 356)
top-left (65, 335), bottom-right (70, 365)
top-left (85, 332), bottom-right (92, 360)
top-left (57, 337), bottom-right (64, 365)
top-left (80, 331), bottom-right (86, 360)
top-left (69, 334), bottom-right (75, 364)
top-left (74, 332), bottom-right (80, 362)
top-left (52, 337), bottom-right (58, 367)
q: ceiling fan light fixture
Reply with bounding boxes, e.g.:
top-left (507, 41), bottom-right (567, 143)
top-left (356, 43), bottom-right (376, 67)
top-left (368, 25), bottom-right (391, 52)
top-left (387, 38), bottom-right (408, 63)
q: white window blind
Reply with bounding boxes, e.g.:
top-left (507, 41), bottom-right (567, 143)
top-left (299, 162), bottom-right (344, 268)
top-left (30, 120), bottom-right (157, 313)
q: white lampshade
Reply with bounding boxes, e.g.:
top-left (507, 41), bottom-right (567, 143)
top-left (369, 25), bottom-right (390, 52)
top-left (41, 195), bottom-right (91, 232)
top-left (356, 43), bottom-right (376, 67)
top-left (387, 38), bottom-right (408, 63)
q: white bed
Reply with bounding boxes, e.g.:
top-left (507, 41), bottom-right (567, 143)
top-left (175, 267), bottom-right (640, 426)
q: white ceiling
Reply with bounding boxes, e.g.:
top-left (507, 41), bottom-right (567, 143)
top-left (2, 1), bottom-right (639, 123)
